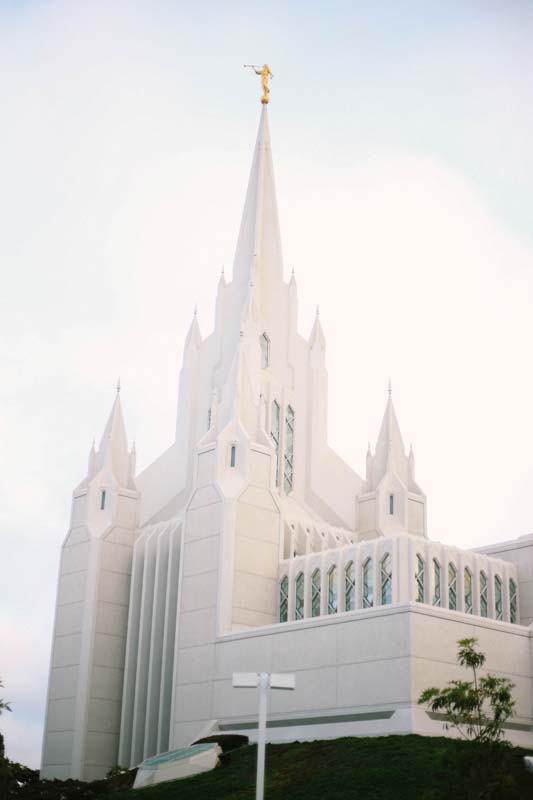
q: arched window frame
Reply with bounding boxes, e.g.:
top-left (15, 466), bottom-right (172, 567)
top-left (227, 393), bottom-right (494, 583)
top-left (311, 568), bottom-right (321, 617)
top-left (415, 555), bottom-right (425, 603)
top-left (509, 578), bottom-right (518, 624)
top-left (480, 571), bottom-right (488, 618)
top-left (271, 400), bottom-right (281, 486)
top-left (279, 576), bottom-right (288, 623)
top-left (295, 572), bottom-right (304, 620)
top-left (464, 567), bottom-right (473, 614)
top-left (345, 561), bottom-right (355, 611)
top-left (380, 553), bottom-right (392, 605)
top-left (494, 575), bottom-right (503, 621)
top-left (283, 405), bottom-right (295, 494)
top-left (432, 559), bottom-right (441, 607)
top-left (363, 557), bottom-right (373, 608)
top-left (328, 565), bottom-right (338, 614)
top-left (260, 332), bottom-right (270, 369)
top-left (448, 563), bottom-right (457, 610)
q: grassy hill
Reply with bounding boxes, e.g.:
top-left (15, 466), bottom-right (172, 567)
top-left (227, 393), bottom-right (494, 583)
top-left (97, 735), bottom-right (533, 800)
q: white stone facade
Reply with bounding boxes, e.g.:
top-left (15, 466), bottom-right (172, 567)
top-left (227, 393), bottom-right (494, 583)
top-left (41, 105), bottom-right (533, 780)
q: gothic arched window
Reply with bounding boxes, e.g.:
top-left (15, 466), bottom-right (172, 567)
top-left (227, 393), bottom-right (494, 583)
top-left (311, 569), bottom-right (321, 617)
top-left (271, 400), bottom-right (281, 486)
top-left (363, 557), bottom-right (373, 608)
top-left (284, 406), bottom-right (295, 494)
top-left (415, 555), bottom-right (425, 603)
top-left (464, 568), bottom-right (473, 614)
top-left (432, 559), bottom-right (441, 607)
top-left (345, 561), bottom-right (355, 611)
top-left (509, 578), bottom-right (518, 624)
top-left (494, 575), bottom-right (503, 621)
top-left (480, 571), bottom-right (488, 618)
top-left (448, 563), bottom-right (457, 610)
top-left (260, 332), bottom-right (270, 369)
top-left (380, 554), bottom-right (392, 605)
top-left (295, 572), bottom-right (304, 620)
top-left (279, 576), bottom-right (288, 623)
top-left (328, 566), bottom-right (338, 614)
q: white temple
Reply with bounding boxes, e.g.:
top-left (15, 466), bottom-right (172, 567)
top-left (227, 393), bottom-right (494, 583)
top-left (41, 98), bottom-right (533, 781)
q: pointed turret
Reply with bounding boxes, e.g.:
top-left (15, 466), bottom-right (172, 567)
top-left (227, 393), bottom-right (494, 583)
top-left (309, 306), bottom-right (326, 351)
top-left (371, 383), bottom-right (408, 489)
top-left (357, 384), bottom-right (426, 539)
top-left (232, 106), bottom-right (283, 294)
top-left (183, 307), bottom-right (202, 358)
top-left (94, 386), bottom-right (132, 488)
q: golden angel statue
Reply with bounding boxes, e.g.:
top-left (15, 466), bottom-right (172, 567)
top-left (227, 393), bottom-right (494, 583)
top-left (244, 63), bottom-right (273, 104)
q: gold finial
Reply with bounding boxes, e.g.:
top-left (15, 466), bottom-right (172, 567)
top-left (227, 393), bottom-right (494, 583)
top-left (244, 63), bottom-right (273, 104)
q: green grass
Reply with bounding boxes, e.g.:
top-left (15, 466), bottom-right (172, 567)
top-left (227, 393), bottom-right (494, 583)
top-left (97, 735), bottom-right (533, 800)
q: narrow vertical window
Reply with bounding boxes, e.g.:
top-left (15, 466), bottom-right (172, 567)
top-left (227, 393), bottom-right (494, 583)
top-left (363, 558), bottom-right (373, 608)
top-left (389, 494), bottom-right (394, 515)
top-left (328, 566), bottom-right (338, 614)
top-left (415, 555), bottom-right (425, 603)
top-left (432, 560), bottom-right (441, 607)
top-left (345, 561), bottom-right (355, 611)
top-left (464, 568), bottom-right (473, 614)
top-left (230, 444), bottom-right (236, 468)
top-left (271, 400), bottom-right (281, 486)
top-left (260, 332), bottom-right (270, 369)
top-left (380, 554), bottom-right (392, 605)
top-left (279, 576), bottom-right (288, 623)
top-left (207, 407), bottom-right (212, 430)
top-left (509, 579), bottom-right (518, 624)
top-left (283, 405), bottom-right (295, 494)
top-left (295, 572), bottom-right (304, 620)
top-left (311, 569), bottom-right (321, 617)
top-left (494, 575), bottom-right (503, 621)
top-left (480, 571), bottom-right (488, 618)
top-left (100, 489), bottom-right (106, 510)
top-left (448, 563), bottom-right (457, 610)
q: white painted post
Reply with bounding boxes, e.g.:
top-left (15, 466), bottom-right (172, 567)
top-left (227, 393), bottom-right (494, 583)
top-left (232, 672), bottom-right (295, 800)
top-left (256, 672), bottom-right (269, 800)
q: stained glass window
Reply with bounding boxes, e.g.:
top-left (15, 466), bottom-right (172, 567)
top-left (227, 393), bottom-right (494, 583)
top-left (381, 554), bottom-right (392, 605)
top-left (295, 572), bottom-right (304, 620)
top-left (480, 571), bottom-right (488, 618)
top-left (284, 406), bottom-right (295, 493)
top-left (345, 561), bottom-right (355, 611)
top-left (279, 576), bottom-right (288, 623)
top-left (311, 569), bottom-right (321, 617)
top-left (328, 566), bottom-right (338, 614)
top-left (363, 558), bottom-right (373, 608)
top-left (448, 563), bottom-right (457, 610)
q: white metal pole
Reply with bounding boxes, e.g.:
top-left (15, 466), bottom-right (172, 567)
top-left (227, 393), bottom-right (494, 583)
top-left (256, 672), bottom-right (269, 800)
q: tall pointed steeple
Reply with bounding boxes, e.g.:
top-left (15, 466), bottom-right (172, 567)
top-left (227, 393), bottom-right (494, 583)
top-left (94, 386), bottom-right (132, 488)
top-left (232, 106), bottom-right (283, 293)
top-left (371, 383), bottom-right (408, 488)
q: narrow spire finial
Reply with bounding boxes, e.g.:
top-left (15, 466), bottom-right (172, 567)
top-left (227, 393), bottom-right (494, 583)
top-left (388, 378), bottom-right (392, 398)
top-left (316, 305), bottom-right (320, 317)
top-left (193, 304), bottom-right (198, 317)
top-left (291, 266), bottom-right (295, 278)
top-left (116, 376), bottom-right (121, 394)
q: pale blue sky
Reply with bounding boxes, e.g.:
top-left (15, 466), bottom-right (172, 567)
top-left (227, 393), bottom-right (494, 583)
top-left (1, 0), bottom-right (532, 768)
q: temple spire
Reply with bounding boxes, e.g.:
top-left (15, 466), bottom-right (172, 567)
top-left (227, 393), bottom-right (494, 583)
top-left (232, 105), bottom-right (283, 293)
top-left (371, 385), bottom-right (408, 488)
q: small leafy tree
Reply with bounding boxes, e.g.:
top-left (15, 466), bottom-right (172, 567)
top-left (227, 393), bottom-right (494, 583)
top-left (0, 679), bottom-right (11, 716)
top-left (419, 637), bottom-right (515, 742)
